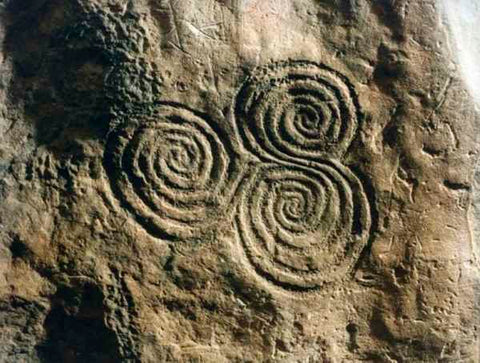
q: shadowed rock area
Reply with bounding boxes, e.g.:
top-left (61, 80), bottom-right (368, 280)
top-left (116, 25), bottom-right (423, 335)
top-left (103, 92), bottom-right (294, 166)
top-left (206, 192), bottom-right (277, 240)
top-left (0, 0), bottom-right (479, 361)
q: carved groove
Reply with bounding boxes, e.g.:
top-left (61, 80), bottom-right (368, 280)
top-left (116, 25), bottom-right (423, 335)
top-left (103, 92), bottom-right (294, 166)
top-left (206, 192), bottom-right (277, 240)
top-left (232, 60), bottom-right (372, 290)
top-left (235, 60), bottom-right (361, 164)
top-left (102, 60), bottom-right (374, 292)
top-left (104, 103), bottom-right (241, 240)
top-left (236, 161), bottom-right (371, 290)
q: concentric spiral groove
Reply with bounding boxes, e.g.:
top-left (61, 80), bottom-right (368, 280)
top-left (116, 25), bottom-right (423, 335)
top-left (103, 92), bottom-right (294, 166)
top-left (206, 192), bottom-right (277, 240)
top-left (104, 103), bottom-right (241, 239)
top-left (236, 161), bottom-right (371, 290)
top-left (102, 60), bottom-right (374, 292)
top-left (235, 60), bottom-right (361, 163)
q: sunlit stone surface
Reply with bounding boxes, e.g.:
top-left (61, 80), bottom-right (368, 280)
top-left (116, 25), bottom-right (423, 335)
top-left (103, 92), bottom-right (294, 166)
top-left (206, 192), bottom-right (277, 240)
top-left (0, 1), bottom-right (479, 361)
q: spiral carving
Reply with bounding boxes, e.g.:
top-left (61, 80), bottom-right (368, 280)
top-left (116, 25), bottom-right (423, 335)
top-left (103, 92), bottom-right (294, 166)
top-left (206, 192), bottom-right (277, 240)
top-left (101, 60), bottom-right (374, 292)
top-left (236, 161), bottom-right (371, 290)
top-left (104, 104), bottom-right (240, 239)
top-left (235, 60), bottom-right (360, 163)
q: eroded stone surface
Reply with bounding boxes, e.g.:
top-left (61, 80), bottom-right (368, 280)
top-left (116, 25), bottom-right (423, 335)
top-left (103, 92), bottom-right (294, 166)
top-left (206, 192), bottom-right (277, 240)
top-left (0, 0), bottom-right (479, 361)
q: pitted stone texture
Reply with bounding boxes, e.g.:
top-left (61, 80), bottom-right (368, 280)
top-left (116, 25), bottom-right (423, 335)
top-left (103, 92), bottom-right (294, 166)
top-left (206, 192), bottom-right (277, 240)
top-left (0, 0), bottom-right (479, 362)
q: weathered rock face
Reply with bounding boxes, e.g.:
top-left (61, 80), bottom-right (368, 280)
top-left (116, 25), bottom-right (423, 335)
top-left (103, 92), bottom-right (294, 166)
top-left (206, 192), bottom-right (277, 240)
top-left (0, 0), bottom-right (479, 361)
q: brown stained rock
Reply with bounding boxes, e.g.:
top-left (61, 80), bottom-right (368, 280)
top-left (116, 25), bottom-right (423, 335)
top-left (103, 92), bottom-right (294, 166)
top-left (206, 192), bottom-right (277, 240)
top-left (0, 0), bottom-right (479, 361)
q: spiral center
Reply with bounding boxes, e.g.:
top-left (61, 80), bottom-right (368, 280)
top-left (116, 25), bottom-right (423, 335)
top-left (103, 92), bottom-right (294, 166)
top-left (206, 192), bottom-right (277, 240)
top-left (167, 142), bottom-right (197, 176)
top-left (295, 105), bottom-right (322, 133)
top-left (280, 192), bottom-right (307, 221)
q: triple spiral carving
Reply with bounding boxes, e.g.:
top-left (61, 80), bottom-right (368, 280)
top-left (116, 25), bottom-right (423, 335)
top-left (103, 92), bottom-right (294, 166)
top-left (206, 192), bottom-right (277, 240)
top-left (103, 61), bottom-right (373, 291)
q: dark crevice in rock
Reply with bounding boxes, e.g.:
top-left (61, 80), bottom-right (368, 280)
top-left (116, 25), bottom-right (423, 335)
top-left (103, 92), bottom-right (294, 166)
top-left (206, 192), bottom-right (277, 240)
top-left (36, 282), bottom-right (122, 363)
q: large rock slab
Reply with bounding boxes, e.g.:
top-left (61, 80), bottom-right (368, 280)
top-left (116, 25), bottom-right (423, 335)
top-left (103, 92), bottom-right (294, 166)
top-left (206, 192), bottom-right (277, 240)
top-left (0, 0), bottom-right (479, 361)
